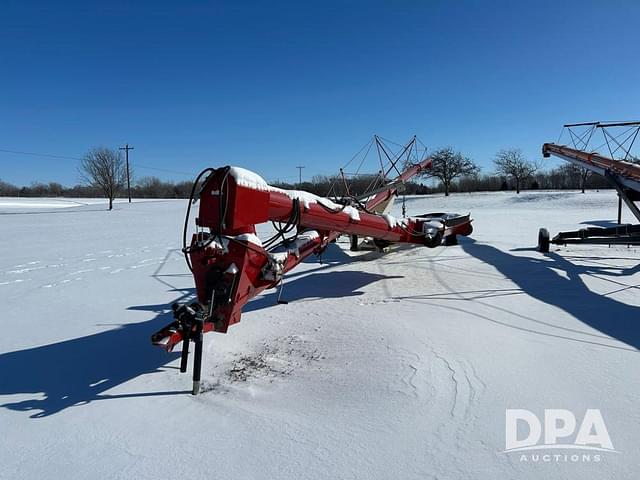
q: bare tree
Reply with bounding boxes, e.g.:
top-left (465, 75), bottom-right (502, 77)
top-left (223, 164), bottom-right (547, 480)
top-left (494, 148), bottom-right (538, 194)
top-left (79, 147), bottom-right (127, 210)
top-left (559, 163), bottom-right (591, 193)
top-left (422, 147), bottom-right (480, 196)
top-left (0, 179), bottom-right (20, 196)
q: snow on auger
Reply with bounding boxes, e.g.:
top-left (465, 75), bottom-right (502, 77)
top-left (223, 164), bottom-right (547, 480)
top-left (539, 121), bottom-right (640, 252)
top-left (151, 136), bottom-right (473, 394)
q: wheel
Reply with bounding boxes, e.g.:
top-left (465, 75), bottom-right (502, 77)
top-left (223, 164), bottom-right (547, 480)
top-left (373, 238), bottom-right (391, 251)
top-left (444, 234), bottom-right (458, 246)
top-left (538, 228), bottom-right (550, 253)
top-left (424, 231), bottom-right (443, 248)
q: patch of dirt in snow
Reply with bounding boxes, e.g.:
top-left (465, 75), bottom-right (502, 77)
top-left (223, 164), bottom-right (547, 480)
top-left (201, 335), bottom-right (323, 393)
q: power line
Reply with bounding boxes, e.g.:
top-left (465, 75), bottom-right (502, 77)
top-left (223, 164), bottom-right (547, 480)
top-left (0, 148), bottom-right (82, 161)
top-left (0, 147), bottom-right (196, 177)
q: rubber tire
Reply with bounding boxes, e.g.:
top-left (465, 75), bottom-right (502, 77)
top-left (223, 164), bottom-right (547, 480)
top-left (424, 231), bottom-right (443, 248)
top-left (538, 228), bottom-right (550, 253)
top-left (444, 235), bottom-right (458, 246)
top-left (373, 238), bottom-right (391, 251)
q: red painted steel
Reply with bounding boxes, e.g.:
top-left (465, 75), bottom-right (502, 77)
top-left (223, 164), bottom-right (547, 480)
top-left (152, 161), bottom-right (472, 351)
top-left (543, 143), bottom-right (640, 183)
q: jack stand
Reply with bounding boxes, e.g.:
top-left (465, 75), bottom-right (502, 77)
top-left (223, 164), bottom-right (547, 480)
top-left (179, 320), bottom-right (190, 373)
top-left (276, 277), bottom-right (288, 304)
top-left (171, 303), bottom-right (206, 395)
top-left (192, 317), bottom-right (204, 395)
top-left (350, 234), bottom-right (359, 251)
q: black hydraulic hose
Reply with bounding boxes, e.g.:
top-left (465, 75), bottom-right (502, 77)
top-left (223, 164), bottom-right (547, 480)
top-left (265, 198), bottom-right (301, 249)
top-left (182, 167), bottom-right (215, 273)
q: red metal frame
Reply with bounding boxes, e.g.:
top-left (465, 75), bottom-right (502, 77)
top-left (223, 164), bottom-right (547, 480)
top-left (543, 143), bottom-right (640, 187)
top-left (152, 161), bottom-right (472, 365)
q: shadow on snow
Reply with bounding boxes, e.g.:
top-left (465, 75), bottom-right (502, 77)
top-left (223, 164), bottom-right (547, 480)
top-left (459, 238), bottom-right (640, 352)
top-left (0, 243), bottom-right (396, 417)
top-left (0, 298), bottom-right (188, 418)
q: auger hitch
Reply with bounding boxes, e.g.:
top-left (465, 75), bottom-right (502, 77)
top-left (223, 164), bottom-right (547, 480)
top-left (150, 303), bottom-right (207, 395)
top-left (174, 303), bottom-right (205, 395)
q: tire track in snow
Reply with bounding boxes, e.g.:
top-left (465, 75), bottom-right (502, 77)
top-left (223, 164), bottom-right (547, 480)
top-left (404, 242), bottom-right (499, 471)
top-left (384, 344), bottom-right (422, 399)
top-left (421, 340), bottom-right (492, 478)
top-left (386, 246), bottom-right (497, 477)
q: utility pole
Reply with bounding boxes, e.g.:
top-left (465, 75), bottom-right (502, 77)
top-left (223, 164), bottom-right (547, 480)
top-left (119, 144), bottom-right (134, 203)
top-left (296, 165), bottom-right (305, 185)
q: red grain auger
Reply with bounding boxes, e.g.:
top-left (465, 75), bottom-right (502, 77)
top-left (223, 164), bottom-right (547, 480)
top-left (152, 137), bottom-right (473, 394)
top-left (539, 121), bottom-right (640, 252)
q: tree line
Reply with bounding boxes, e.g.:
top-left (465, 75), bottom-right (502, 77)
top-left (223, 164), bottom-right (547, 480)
top-left (419, 147), bottom-right (608, 196)
top-left (266, 147), bottom-right (610, 196)
top-left (0, 176), bottom-right (194, 199)
top-left (0, 146), bottom-right (613, 205)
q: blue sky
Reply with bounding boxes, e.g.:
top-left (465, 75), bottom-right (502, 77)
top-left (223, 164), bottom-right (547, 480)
top-left (1, 0), bottom-right (639, 186)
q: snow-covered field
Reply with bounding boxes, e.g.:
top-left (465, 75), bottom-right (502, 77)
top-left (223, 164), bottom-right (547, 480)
top-left (1, 191), bottom-right (638, 479)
